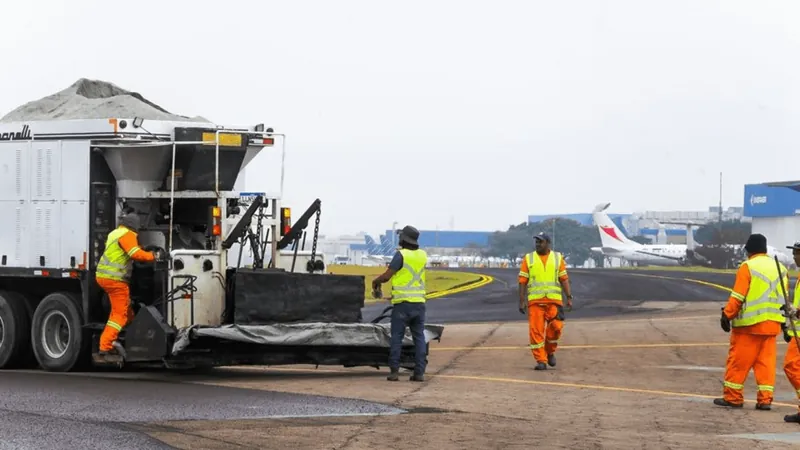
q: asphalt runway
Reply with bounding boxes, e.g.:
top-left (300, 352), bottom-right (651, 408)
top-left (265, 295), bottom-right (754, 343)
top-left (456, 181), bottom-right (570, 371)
top-left (1, 267), bottom-right (733, 448)
top-left (362, 267), bottom-right (731, 324)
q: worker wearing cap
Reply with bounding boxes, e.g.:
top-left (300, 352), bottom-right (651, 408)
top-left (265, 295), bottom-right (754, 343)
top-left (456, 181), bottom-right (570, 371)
top-left (715, 233), bottom-right (788, 410)
top-left (782, 241), bottom-right (800, 423)
top-left (372, 225), bottom-right (428, 382)
top-left (95, 212), bottom-right (158, 358)
top-left (518, 232), bottom-right (573, 370)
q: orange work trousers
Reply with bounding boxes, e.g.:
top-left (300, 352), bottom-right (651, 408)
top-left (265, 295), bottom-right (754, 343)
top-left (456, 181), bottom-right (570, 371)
top-left (783, 338), bottom-right (800, 413)
top-left (528, 303), bottom-right (563, 363)
top-left (723, 332), bottom-right (777, 405)
top-left (97, 277), bottom-right (135, 352)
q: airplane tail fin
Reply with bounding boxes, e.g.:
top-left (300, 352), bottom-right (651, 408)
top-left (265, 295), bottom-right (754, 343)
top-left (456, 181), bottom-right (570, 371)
top-left (592, 203), bottom-right (640, 248)
top-left (365, 236), bottom-right (383, 255)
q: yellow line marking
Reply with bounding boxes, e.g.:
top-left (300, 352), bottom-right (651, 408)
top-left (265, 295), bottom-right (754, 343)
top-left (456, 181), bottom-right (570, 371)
top-left (622, 272), bottom-right (732, 293)
top-left (431, 342), bottom-right (731, 351)
top-left (428, 274), bottom-right (494, 299)
top-left (233, 367), bottom-right (796, 409)
top-left (366, 274), bottom-right (494, 304)
top-left (574, 314), bottom-right (718, 324)
top-left (433, 340), bottom-right (797, 352)
top-left (432, 374), bottom-right (798, 408)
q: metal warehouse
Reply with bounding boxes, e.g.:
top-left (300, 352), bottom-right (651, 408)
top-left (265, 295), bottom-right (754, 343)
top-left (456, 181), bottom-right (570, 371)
top-left (743, 181), bottom-right (800, 248)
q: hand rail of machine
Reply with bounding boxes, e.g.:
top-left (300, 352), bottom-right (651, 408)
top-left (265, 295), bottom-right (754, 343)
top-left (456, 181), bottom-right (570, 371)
top-left (165, 129), bottom-right (286, 257)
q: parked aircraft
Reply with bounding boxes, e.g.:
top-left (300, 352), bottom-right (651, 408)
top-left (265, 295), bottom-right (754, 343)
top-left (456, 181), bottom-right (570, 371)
top-left (591, 203), bottom-right (793, 268)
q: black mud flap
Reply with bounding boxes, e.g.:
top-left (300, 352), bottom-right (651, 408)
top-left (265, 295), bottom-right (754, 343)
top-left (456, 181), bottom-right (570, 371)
top-left (124, 305), bottom-right (175, 363)
top-left (232, 269), bottom-right (365, 324)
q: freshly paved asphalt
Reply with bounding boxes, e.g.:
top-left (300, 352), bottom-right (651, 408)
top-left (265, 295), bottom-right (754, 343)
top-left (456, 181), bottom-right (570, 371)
top-left (1, 267), bottom-right (732, 448)
top-left (362, 267), bottom-right (731, 323)
top-left (0, 371), bottom-right (404, 449)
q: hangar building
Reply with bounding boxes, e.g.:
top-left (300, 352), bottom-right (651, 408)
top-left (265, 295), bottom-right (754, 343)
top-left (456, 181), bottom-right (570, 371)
top-left (743, 181), bottom-right (800, 249)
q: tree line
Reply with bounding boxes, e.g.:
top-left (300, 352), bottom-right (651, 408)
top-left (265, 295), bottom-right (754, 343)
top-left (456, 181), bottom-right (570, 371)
top-left (478, 218), bottom-right (754, 269)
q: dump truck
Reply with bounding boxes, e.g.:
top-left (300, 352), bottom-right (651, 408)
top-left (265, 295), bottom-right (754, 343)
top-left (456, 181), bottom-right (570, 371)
top-left (0, 117), bottom-right (443, 372)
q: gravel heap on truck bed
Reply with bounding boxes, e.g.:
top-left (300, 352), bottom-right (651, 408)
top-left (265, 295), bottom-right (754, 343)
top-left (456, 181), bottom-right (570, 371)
top-left (1, 78), bottom-right (208, 122)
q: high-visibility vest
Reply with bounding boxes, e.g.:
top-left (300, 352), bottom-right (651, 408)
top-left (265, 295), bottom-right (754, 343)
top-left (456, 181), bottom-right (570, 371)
top-left (731, 255), bottom-right (787, 328)
top-left (95, 226), bottom-right (137, 283)
top-left (788, 277), bottom-right (800, 337)
top-left (524, 251), bottom-right (563, 303)
top-left (390, 249), bottom-right (428, 304)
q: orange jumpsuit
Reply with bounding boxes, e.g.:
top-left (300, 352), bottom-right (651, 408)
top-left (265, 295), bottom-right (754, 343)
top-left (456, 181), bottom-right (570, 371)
top-left (783, 276), bottom-right (800, 416)
top-left (721, 253), bottom-right (784, 406)
top-left (519, 252), bottom-right (568, 363)
top-left (97, 228), bottom-right (155, 352)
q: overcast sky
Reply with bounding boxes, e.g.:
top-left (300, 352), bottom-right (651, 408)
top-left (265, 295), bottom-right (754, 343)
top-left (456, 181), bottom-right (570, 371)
top-left (2, 0), bottom-right (799, 236)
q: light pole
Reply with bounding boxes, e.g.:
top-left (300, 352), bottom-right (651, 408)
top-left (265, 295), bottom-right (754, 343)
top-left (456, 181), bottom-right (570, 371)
top-left (392, 221), bottom-right (398, 248)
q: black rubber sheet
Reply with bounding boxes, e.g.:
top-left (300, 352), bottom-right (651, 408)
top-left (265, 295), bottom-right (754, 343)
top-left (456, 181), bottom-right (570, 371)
top-left (171, 322), bottom-right (445, 355)
top-left (232, 269), bottom-right (365, 324)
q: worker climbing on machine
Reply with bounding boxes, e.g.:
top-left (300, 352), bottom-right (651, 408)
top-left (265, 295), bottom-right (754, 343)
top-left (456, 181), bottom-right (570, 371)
top-left (518, 232), bottom-right (573, 370)
top-left (715, 233), bottom-right (788, 410)
top-left (372, 225), bottom-right (428, 382)
top-left (781, 241), bottom-right (800, 423)
top-left (95, 211), bottom-right (161, 361)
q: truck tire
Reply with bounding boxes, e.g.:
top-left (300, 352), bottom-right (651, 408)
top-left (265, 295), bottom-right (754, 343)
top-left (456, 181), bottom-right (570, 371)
top-left (31, 292), bottom-right (87, 372)
top-left (0, 291), bottom-right (32, 369)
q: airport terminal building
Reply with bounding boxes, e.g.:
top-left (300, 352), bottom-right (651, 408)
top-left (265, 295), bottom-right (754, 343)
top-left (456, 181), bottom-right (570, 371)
top-left (743, 181), bottom-right (800, 248)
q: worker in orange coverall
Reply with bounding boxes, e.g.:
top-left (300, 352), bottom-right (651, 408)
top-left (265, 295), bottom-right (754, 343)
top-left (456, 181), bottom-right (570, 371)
top-left (782, 241), bottom-right (800, 423)
top-left (518, 232), bottom-right (573, 371)
top-left (95, 212), bottom-right (158, 358)
top-left (715, 233), bottom-right (788, 410)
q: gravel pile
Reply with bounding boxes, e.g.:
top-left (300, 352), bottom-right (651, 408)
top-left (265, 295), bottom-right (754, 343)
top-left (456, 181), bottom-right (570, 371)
top-left (0, 78), bottom-right (208, 122)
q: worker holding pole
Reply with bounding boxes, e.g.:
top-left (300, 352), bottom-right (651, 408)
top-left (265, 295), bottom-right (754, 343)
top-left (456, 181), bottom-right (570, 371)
top-left (518, 232), bottom-right (573, 370)
top-left (95, 212), bottom-right (160, 359)
top-left (715, 234), bottom-right (788, 410)
top-left (781, 242), bottom-right (800, 423)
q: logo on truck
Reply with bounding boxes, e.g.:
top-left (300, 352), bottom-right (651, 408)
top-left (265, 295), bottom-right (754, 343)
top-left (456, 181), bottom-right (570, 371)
top-left (0, 125), bottom-right (32, 141)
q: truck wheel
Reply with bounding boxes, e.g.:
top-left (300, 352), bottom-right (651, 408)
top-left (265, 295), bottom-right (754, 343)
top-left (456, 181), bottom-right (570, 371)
top-left (0, 291), bottom-right (32, 369)
top-left (31, 292), bottom-right (87, 372)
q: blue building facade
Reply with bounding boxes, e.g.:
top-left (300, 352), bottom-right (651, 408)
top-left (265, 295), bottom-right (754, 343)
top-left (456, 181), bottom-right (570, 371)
top-left (743, 182), bottom-right (800, 218)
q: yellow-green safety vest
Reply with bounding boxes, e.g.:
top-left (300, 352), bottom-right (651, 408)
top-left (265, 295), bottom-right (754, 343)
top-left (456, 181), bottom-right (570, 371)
top-left (390, 249), bottom-right (428, 304)
top-left (95, 226), bottom-right (138, 283)
top-left (788, 277), bottom-right (800, 337)
top-left (524, 251), bottom-right (564, 303)
top-left (730, 255), bottom-right (787, 328)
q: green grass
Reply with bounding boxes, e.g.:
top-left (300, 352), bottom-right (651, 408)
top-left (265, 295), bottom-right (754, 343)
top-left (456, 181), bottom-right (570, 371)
top-left (327, 265), bottom-right (483, 301)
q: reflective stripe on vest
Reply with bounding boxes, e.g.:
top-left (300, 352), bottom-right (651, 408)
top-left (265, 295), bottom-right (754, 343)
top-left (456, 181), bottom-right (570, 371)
top-left (731, 255), bottom-right (786, 328)
top-left (526, 251), bottom-right (563, 302)
top-left (789, 277), bottom-right (800, 337)
top-left (95, 226), bottom-right (134, 283)
top-left (391, 249), bottom-right (428, 304)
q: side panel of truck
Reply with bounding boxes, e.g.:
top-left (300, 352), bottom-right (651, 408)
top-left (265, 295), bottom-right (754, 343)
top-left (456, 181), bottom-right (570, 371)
top-left (0, 140), bottom-right (91, 271)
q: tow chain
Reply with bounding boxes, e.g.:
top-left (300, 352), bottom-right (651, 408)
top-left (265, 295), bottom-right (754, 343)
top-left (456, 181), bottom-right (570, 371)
top-left (307, 206), bottom-right (322, 273)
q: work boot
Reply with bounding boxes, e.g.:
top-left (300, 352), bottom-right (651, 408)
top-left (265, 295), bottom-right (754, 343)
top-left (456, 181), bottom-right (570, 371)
top-left (713, 398), bottom-right (743, 408)
top-left (535, 362), bottom-right (547, 371)
top-left (409, 373), bottom-right (425, 382)
top-left (111, 341), bottom-right (127, 359)
top-left (755, 403), bottom-right (771, 411)
top-left (784, 413), bottom-right (800, 423)
top-left (547, 353), bottom-right (556, 367)
top-left (387, 368), bottom-right (399, 381)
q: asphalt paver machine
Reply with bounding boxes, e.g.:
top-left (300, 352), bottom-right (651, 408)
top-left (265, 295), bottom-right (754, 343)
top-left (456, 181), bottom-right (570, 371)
top-left (0, 118), bottom-right (443, 372)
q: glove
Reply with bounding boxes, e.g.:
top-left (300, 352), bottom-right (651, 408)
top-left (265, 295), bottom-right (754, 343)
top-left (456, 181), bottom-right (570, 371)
top-left (720, 308), bottom-right (731, 333)
top-left (783, 323), bottom-right (792, 343)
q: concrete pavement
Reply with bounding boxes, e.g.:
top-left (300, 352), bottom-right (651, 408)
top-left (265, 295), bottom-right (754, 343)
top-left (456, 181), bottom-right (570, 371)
top-left (5, 267), bottom-right (796, 449)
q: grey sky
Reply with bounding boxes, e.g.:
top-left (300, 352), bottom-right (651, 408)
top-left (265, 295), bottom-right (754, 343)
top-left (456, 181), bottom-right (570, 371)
top-left (2, 0), bottom-right (799, 236)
